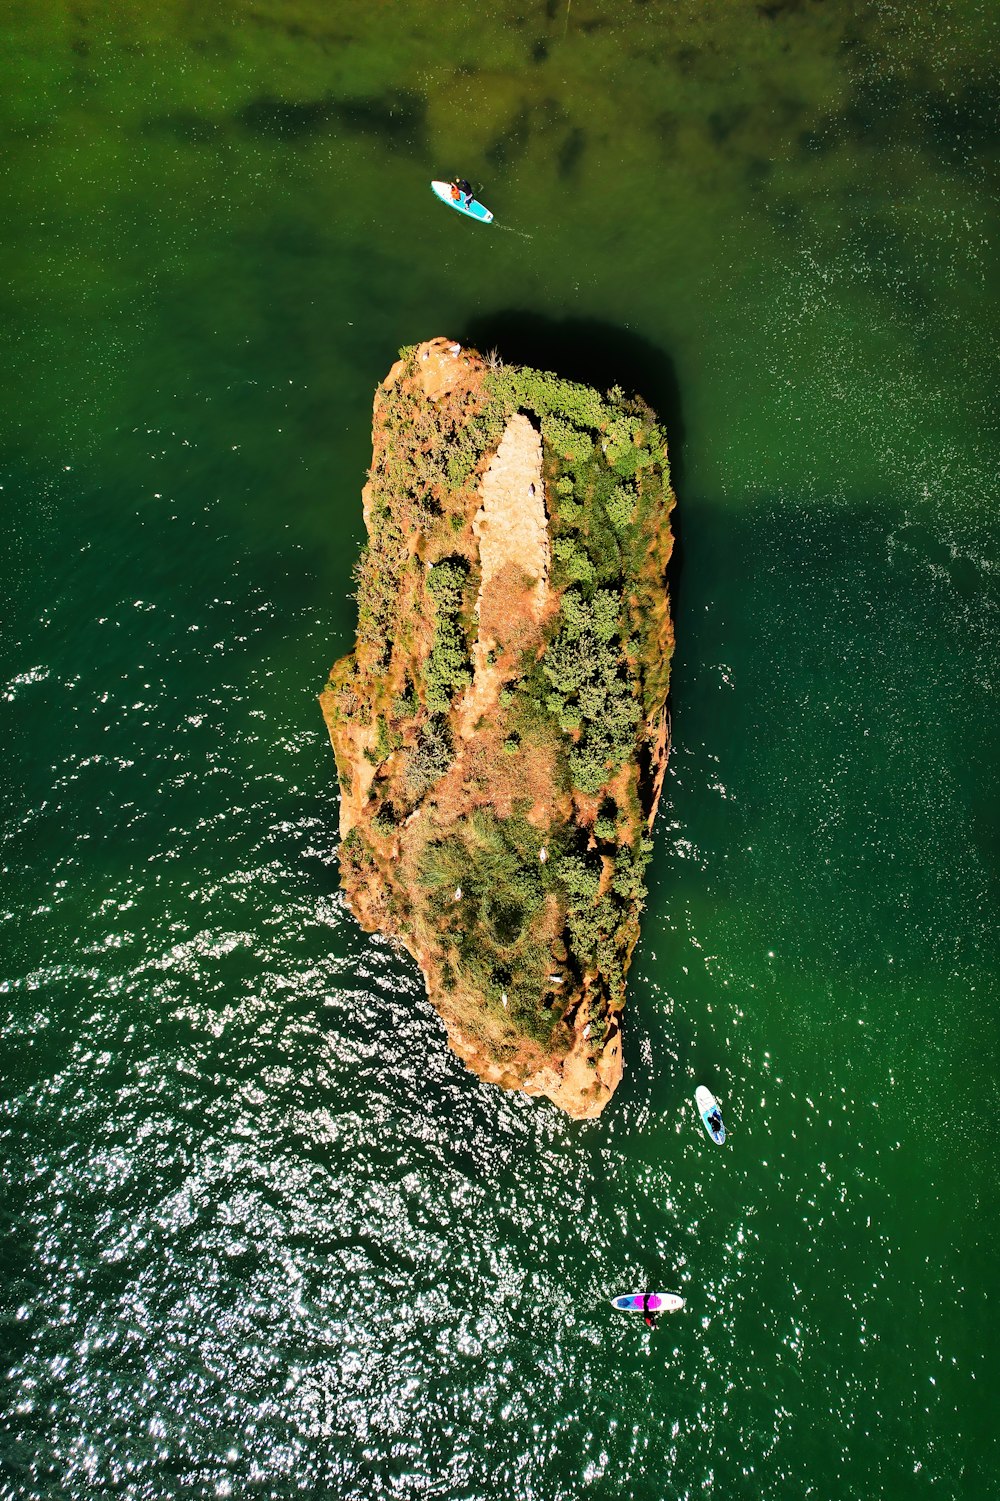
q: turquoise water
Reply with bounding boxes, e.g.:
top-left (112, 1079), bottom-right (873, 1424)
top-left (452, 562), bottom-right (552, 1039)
top-left (2, 3), bottom-right (997, 1497)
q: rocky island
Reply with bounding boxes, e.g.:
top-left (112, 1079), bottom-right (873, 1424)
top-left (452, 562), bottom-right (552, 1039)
top-left (321, 338), bottom-right (675, 1117)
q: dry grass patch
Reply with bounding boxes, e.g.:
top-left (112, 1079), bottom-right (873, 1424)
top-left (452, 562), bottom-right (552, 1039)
top-left (478, 561), bottom-right (546, 655)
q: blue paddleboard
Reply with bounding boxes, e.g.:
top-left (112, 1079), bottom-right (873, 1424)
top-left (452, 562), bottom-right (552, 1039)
top-left (431, 180), bottom-right (494, 224)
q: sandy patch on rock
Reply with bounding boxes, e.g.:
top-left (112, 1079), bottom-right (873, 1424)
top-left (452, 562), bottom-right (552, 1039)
top-left (473, 414), bottom-right (548, 617)
top-left (455, 414), bottom-right (550, 740)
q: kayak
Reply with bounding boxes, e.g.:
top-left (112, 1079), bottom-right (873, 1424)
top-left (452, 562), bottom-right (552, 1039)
top-left (610, 1292), bottom-right (685, 1313)
top-left (695, 1084), bottom-right (726, 1144)
top-left (431, 180), bottom-right (494, 224)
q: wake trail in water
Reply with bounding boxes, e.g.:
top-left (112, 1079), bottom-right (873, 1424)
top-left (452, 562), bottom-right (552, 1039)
top-left (495, 223), bottom-right (535, 241)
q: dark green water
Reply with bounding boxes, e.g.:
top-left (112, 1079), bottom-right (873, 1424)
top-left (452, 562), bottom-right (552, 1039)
top-left (2, 3), bottom-right (997, 1497)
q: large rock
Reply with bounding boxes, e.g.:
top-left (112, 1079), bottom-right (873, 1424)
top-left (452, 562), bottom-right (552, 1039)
top-left (321, 339), bottom-right (675, 1118)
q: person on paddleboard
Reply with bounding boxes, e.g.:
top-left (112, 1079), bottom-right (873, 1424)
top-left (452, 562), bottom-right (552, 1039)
top-left (451, 178), bottom-right (474, 208)
top-left (642, 1292), bottom-right (656, 1331)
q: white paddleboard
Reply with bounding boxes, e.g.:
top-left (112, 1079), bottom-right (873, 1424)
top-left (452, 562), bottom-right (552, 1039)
top-left (695, 1085), bottom-right (718, 1116)
top-left (610, 1292), bottom-right (685, 1313)
top-left (695, 1084), bottom-right (726, 1144)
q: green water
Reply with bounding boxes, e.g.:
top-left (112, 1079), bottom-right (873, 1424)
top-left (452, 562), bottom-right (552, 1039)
top-left (2, 3), bottom-right (997, 1497)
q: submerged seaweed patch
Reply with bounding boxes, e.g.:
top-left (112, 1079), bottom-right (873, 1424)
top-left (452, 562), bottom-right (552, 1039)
top-left (336, 90), bottom-right (427, 142)
top-left (486, 107), bottom-right (531, 168)
top-left (557, 126), bottom-right (587, 179)
top-left (238, 95), bottom-right (330, 140)
top-left (141, 111), bottom-right (223, 145)
top-left (237, 89), bottom-right (426, 148)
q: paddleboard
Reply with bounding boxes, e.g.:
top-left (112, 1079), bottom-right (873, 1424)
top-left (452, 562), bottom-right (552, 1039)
top-left (610, 1292), bottom-right (685, 1313)
top-left (695, 1084), bottom-right (726, 1144)
top-left (431, 180), bottom-right (494, 224)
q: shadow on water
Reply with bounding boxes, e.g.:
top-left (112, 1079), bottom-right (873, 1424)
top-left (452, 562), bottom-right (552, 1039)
top-left (460, 312), bottom-right (685, 468)
top-left (460, 309), bottom-right (689, 613)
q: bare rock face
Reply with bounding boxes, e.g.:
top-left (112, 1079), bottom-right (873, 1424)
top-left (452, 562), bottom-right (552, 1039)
top-left (474, 413), bottom-right (549, 614)
top-left (321, 339), bottom-right (675, 1118)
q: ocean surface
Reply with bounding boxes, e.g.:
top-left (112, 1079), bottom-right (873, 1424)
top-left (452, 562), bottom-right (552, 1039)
top-left (2, 3), bottom-right (997, 1497)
